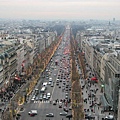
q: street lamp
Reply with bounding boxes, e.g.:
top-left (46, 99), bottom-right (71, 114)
top-left (101, 84), bottom-right (104, 93)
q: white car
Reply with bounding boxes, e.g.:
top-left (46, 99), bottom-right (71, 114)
top-left (49, 78), bottom-right (52, 82)
top-left (28, 110), bottom-right (37, 116)
top-left (47, 93), bottom-right (51, 98)
top-left (48, 81), bottom-right (52, 85)
top-left (60, 111), bottom-right (68, 116)
top-left (43, 94), bottom-right (47, 99)
top-left (46, 113), bottom-right (54, 117)
top-left (31, 95), bottom-right (36, 101)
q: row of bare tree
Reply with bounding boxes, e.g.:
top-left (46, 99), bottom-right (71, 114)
top-left (2, 36), bottom-right (62, 120)
top-left (70, 34), bottom-right (84, 120)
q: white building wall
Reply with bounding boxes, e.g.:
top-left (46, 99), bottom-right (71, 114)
top-left (16, 45), bottom-right (25, 74)
top-left (100, 54), bottom-right (108, 82)
top-left (85, 40), bottom-right (94, 70)
top-left (29, 50), bottom-right (34, 65)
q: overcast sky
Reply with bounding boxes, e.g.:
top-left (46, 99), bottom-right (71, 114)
top-left (0, 0), bottom-right (120, 20)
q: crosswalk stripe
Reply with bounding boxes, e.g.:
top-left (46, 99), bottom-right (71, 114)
top-left (34, 100), bottom-right (50, 103)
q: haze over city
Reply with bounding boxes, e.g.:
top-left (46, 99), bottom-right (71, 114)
top-left (0, 0), bottom-right (120, 20)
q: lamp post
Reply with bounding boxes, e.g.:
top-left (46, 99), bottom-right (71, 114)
top-left (101, 84), bottom-right (104, 93)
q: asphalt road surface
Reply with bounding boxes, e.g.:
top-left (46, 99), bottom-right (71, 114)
top-left (20, 27), bottom-right (72, 120)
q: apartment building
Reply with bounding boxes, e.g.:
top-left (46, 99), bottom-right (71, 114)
top-left (104, 52), bottom-right (120, 113)
top-left (0, 43), bottom-right (17, 91)
top-left (16, 43), bottom-right (25, 75)
top-left (77, 28), bottom-right (120, 119)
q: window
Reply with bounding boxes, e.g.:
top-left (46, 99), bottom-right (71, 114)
top-left (115, 74), bottom-right (120, 78)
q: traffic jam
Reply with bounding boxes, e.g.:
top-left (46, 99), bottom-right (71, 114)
top-left (28, 29), bottom-right (72, 119)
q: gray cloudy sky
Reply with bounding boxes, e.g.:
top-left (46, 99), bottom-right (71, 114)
top-left (0, 0), bottom-right (120, 20)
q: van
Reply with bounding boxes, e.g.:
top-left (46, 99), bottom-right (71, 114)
top-left (40, 87), bottom-right (46, 93)
top-left (28, 110), bottom-right (37, 116)
top-left (43, 82), bottom-right (47, 86)
top-left (49, 78), bottom-right (52, 82)
top-left (47, 93), bottom-right (51, 98)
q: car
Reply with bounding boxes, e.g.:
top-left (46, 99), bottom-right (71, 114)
top-left (43, 94), bottom-right (47, 99)
top-left (59, 104), bottom-right (62, 108)
top-left (53, 101), bottom-right (57, 105)
top-left (54, 74), bottom-right (56, 76)
top-left (85, 114), bottom-right (95, 119)
top-left (56, 83), bottom-right (59, 86)
top-left (39, 94), bottom-right (43, 101)
top-left (46, 113), bottom-right (54, 117)
top-left (65, 95), bottom-right (68, 99)
top-left (66, 86), bottom-right (68, 88)
top-left (47, 93), bottom-right (51, 98)
top-left (45, 96), bottom-right (49, 100)
top-left (66, 89), bottom-right (68, 91)
top-left (66, 114), bottom-right (72, 118)
top-left (28, 110), bottom-right (37, 116)
top-left (31, 98), bottom-right (35, 101)
top-left (60, 79), bottom-right (62, 82)
top-left (65, 92), bottom-right (68, 95)
top-left (63, 80), bottom-right (66, 83)
top-left (35, 96), bottom-right (39, 101)
top-left (48, 81), bottom-right (52, 85)
top-left (31, 95), bottom-right (36, 101)
top-left (59, 86), bottom-right (61, 88)
top-left (49, 77), bottom-right (52, 82)
top-left (64, 107), bottom-right (69, 112)
top-left (60, 111), bottom-right (68, 116)
top-left (104, 115), bottom-right (114, 120)
top-left (51, 82), bottom-right (54, 87)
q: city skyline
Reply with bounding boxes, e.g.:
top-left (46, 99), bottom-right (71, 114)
top-left (0, 0), bottom-right (120, 20)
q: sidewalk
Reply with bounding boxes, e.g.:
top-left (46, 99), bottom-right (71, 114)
top-left (75, 59), bottom-right (111, 120)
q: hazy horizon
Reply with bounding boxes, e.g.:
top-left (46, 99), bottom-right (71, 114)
top-left (0, 0), bottom-right (120, 20)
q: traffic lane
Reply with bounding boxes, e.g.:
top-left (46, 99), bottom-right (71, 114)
top-left (21, 88), bottom-right (67, 120)
top-left (38, 103), bottom-right (69, 120)
top-left (52, 82), bottom-right (65, 101)
top-left (52, 80), bottom-right (72, 105)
